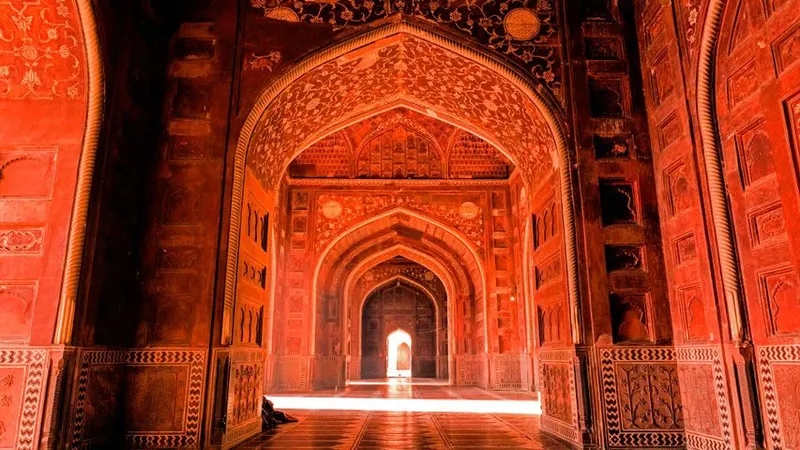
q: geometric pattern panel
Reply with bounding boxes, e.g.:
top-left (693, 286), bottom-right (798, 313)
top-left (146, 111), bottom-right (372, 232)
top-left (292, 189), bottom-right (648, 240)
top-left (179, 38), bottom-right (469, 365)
top-left (599, 347), bottom-right (684, 448)
top-left (72, 349), bottom-right (206, 449)
top-left (289, 132), bottom-right (351, 178)
top-left (676, 346), bottom-right (732, 450)
top-left (759, 345), bottom-right (800, 450)
top-left (0, 349), bottom-right (46, 450)
top-left (356, 126), bottom-right (443, 179)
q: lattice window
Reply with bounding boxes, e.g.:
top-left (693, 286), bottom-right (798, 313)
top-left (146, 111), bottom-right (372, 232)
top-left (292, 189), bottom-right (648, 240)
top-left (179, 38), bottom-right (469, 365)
top-left (356, 127), bottom-right (443, 178)
top-left (448, 132), bottom-right (512, 179)
top-left (289, 133), bottom-right (351, 177)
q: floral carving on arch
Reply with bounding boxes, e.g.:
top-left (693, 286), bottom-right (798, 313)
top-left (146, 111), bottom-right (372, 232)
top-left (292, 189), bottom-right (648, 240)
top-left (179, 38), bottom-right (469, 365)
top-left (250, 0), bottom-right (563, 102)
top-left (246, 32), bottom-right (557, 190)
top-left (0, 0), bottom-right (84, 99)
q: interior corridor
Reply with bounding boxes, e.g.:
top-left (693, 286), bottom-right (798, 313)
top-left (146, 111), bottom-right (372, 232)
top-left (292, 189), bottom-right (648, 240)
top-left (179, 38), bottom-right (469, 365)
top-left (236, 380), bottom-right (566, 449)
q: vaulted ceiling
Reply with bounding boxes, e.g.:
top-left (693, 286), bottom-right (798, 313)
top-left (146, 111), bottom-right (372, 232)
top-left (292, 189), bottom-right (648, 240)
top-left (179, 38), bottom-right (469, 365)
top-left (289, 107), bottom-right (514, 180)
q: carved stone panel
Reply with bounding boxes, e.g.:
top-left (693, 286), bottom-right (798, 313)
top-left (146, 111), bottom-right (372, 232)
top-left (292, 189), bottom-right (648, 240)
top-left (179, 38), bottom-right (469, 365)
top-left (773, 23), bottom-right (800, 73)
top-left (650, 50), bottom-right (675, 105)
top-left (673, 233), bottom-right (697, 266)
top-left (0, 282), bottom-right (36, 342)
top-left (678, 285), bottom-right (708, 342)
top-left (748, 201), bottom-right (786, 247)
top-left (759, 265), bottom-right (800, 335)
top-left (727, 59), bottom-right (758, 108)
top-left (125, 366), bottom-right (189, 433)
top-left (600, 348), bottom-right (684, 448)
top-left (0, 350), bottom-right (46, 450)
top-left (0, 228), bottom-right (44, 255)
top-left (664, 160), bottom-right (694, 217)
top-left (0, 149), bottom-right (56, 198)
top-left (0, 367), bottom-right (26, 449)
top-left (615, 363), bottom-right (683, 430)
top-left (594, 135), bottom-right (632, 159)
top-left (589, 77), bottom-right (628, 118)
top-left (605, 245), bottom-right (644, 272)
top-left (541, 363), bottom-right (573, 424)
top-left (678, 364), bottom-right (721, 437)
top-left (736, 121), bottom-right (776, 186)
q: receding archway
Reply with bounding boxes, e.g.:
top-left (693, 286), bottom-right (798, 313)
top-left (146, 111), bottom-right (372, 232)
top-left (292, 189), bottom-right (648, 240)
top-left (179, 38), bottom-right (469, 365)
top-left (226, 18), bottom-right (583, 353)
top-left (387, 329), bottom-right (413, 378)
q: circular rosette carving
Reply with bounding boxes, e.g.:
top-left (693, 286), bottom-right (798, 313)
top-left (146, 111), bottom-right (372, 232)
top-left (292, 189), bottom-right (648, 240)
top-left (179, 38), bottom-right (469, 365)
top-left (321, 200), bottom-right (343, 219)
top-left (458, 202), bottom-right (482, 220)
top-left (266, 6), bottom-right (300, 21)
top-left (503, 8), bottom-right (541, 41)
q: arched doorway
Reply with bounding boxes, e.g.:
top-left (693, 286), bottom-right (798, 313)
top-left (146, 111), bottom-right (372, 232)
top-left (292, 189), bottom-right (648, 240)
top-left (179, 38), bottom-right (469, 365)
top-left (387, 329), bottom-right (412, 378)
top-left (361, 279), bottom-right (440, 379)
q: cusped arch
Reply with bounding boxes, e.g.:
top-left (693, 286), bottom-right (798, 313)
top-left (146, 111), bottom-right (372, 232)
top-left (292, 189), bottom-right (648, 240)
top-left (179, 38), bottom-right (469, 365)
top-left (225, 17), bottom-right (582, 346)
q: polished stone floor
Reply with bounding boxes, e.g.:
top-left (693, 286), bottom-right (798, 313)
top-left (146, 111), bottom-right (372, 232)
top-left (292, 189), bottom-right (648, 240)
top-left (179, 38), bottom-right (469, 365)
top-left (236, 379), bottom-right (569, 449)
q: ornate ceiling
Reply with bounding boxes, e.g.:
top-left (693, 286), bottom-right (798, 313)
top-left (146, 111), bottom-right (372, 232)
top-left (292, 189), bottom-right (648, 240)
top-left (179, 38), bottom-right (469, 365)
top-left (247, 34), bottom-right (557, 189)
top-left (289, 108), bottom-right (514, 179)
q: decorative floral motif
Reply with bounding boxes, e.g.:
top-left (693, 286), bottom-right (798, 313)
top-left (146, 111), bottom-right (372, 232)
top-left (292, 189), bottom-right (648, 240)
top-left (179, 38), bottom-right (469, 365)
top-left (0, 0), bottom-right (83, 99)
top-left (672, 0), bottom-right (701, 58)
top-left (245, 51), bottom-right (282, 72)
top-left (250, 0), bottom-right (563, 104)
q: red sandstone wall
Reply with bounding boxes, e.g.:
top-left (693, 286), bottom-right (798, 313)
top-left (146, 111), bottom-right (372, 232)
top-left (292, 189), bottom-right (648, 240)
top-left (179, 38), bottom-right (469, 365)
top-left (634, 2), bottom-right (738, 448)
top-left (715, 1), bottom-right (800, 448)
top-left (0, 0), bottom-right (88, 447)
top-left (539, 1), bottom-right (677, 447)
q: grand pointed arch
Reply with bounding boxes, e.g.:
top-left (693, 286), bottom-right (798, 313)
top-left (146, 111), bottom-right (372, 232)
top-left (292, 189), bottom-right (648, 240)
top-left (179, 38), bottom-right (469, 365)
top-left (224, 17), bottom-right (583, 346)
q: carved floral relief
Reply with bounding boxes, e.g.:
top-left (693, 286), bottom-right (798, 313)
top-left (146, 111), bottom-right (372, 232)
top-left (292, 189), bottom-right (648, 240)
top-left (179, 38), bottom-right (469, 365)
top-left (0, 0), bottom-right (84, 99)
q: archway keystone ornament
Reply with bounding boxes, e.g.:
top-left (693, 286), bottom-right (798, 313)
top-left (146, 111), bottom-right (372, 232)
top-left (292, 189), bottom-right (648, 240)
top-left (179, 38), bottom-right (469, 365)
top-left (227, 20), bottom-right (583, 350)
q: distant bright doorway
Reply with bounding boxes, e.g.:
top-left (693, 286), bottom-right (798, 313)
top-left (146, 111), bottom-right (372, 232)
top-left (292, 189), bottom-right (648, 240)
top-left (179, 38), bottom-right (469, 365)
top-left (387, 329), bottom-right (412, 378)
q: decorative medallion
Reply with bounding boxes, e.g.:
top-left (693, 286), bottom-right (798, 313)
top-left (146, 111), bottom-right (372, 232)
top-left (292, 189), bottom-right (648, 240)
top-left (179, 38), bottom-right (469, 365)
top-left (424, 270), bottom-right (435, 281)
top-left (504, 8), bottom-right (541, 41)
top-left (266, 6), bottom-right (300, 22)
top-left (321, 200), bottom-right (343, 219)
top-left (459, 201), bottom-right (482, 220)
